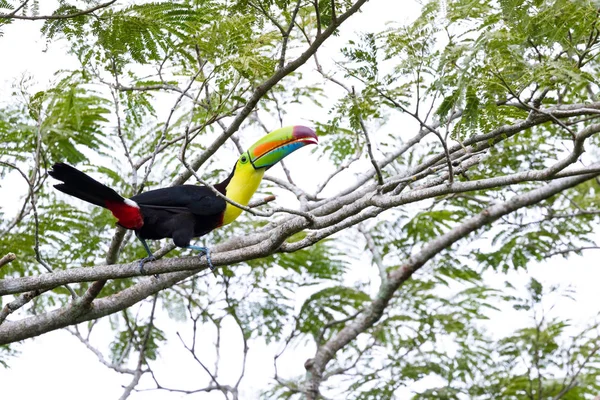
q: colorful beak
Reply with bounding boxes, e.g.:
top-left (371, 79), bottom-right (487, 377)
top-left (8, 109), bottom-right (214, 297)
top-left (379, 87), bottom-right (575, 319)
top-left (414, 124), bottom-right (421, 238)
top-left (247, 126), bottom-right (318, 169)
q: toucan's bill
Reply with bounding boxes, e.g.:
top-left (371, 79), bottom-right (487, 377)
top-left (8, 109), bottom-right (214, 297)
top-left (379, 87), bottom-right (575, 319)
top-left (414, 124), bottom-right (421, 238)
top-left (49, 125), bottom-right (318, 272)
top-left (247, 126), bottom-right (318, 169)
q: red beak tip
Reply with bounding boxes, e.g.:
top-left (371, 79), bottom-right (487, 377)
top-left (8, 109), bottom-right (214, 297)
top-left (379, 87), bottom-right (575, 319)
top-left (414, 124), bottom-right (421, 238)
top-left (293, 125), bottom-right (318, 143)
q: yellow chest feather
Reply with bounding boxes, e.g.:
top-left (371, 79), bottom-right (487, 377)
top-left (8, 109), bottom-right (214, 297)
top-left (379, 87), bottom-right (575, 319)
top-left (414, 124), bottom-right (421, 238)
top-left (221, 165), bottom-right (265, 225)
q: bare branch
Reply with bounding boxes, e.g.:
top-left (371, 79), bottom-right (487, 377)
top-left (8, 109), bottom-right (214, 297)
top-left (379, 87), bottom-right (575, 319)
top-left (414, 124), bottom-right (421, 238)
top-left (377, 89), bottom-right (455, 183)
top-left (108, 62), bottom-right (138, 192)
top-left (105, 226), bottom-right (128, 265)
top-left (0, 253), bottom-right (16, 269)
top-left (547, 246), bottom-right (600, 258)
top-left (302, 168), bottom-right (600, 399)
top-left (264, 175), bottom-right (319, 201)
top-left (119, 294), bottom-right (158, 400)
top-left (493, 70), bottom-right (578, 138)
top-left (358, 225), bottom-right (387, 283)
top-left (68, 326), bottom-right (137, 375)
top-left (176, 331), bottom-right (231, 397)
top-left (0, 0), bottom-right (116, 20)
top-left (223, 276), bottom-right (249, 392)
top-left (350, 86), bottom-right (384, 186)
top-left (4, 142), bottom-right (600, 300)
top-left (0, 289), bottom-right (48, 325)
top-left (138, 69), bottom-right (203, 192)
top-left (552, 344), bottom-right (600, 399)
top-left (0, 0), bottom-right (29, 18)
top-left (278, 0), bottom-right (303, 70)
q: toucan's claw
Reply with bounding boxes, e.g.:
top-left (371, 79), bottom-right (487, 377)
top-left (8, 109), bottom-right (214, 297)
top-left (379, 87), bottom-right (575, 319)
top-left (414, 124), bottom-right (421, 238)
top-left (136, 237), bottom-right (157, 275)
top-left (204, 249), bottom-right (214, 271)
top-left (138, 255), bottom-right (156, 275)
top-left (186, 245), bottom-right (214, 271)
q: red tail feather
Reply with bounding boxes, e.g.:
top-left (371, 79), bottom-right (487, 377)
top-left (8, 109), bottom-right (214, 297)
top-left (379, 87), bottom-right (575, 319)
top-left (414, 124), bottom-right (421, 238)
top-left (105, 200), bottom-right (144, 229)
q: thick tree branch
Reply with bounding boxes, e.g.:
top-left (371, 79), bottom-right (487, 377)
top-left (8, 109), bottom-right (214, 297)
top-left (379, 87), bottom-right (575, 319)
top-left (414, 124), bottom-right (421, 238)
top-left (2, 61), bottom-right (600, 351)
top-left (331, 102), bottom-right (600, 201)
top-left (302, 168), bottom-right (600, 399)
top-left (3, 139), bottom-right (600, 300)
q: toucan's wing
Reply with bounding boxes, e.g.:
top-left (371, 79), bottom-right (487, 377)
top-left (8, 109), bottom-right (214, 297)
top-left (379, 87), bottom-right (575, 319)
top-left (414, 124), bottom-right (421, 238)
top-left (131, 185), bottom-right (226, 216)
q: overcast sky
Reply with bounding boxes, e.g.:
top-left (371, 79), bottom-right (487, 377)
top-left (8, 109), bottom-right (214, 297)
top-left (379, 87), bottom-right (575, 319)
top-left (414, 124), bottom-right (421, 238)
top-left (1, 1), bottom-right (599, 399)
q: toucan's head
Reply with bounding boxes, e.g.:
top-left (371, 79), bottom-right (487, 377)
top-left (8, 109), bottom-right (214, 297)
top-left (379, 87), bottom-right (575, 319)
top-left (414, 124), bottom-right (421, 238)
top-left (240, 125), bottom-right (318, 170)
top-left (220, 125), bottom-right (318, 225)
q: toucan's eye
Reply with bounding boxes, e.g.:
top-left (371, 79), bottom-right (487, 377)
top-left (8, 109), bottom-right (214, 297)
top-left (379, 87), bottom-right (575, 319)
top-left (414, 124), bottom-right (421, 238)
top-left (240, 154), bottom-right (248, 164)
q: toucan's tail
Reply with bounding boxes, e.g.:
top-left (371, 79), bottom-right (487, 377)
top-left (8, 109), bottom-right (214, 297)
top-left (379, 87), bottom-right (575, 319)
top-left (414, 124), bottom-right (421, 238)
top-left (49, 163), bottom-right (123, 207)
top-left (49, 163), bottom-right (144, 229)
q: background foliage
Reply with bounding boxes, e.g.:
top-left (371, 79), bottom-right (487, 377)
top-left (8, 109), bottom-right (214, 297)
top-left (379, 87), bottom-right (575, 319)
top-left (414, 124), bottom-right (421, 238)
top-left (1, 0), bottom-right (600, 399)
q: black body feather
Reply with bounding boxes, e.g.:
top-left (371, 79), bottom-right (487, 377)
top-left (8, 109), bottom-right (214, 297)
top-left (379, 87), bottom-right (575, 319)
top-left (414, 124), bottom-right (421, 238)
top-left (49, 163), bottom-right (235, 248)
top-left (133, 185), bottom-right (227, 245)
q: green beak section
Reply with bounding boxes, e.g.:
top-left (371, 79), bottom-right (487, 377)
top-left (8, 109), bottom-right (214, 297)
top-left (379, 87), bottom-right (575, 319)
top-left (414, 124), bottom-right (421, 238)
top-left (247, 126), bottom-right (318, 169)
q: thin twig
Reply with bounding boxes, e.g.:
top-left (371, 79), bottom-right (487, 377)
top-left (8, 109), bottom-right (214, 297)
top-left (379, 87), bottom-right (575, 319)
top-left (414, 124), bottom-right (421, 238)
top-left (358, 225), bottom-right (387, 283)
top-left (351, 86), bottom-right (384, 185)
top-left (0, 0), bottom-right (116, 20)
top-left (553, 343), bottom-right (600, 400)
top-left (182, 161), bottom-right (316, 224)
top-left (176, 330), bottom-right (230, 396)
top-left (0, 0), bottom-right (29, 18)
top-left (138, 69), bottom-right (203, 192)
top-left (278, 0), bottom-right (302, 70)
top-left (119, 294), bottom-right (159, 400)
top-left (546, 246), bottom-right (600, 258)
top-left (378, 89), bottom-right (454, 183)
top-left (223, 276), bottom-right (249, 392)
top-left (109, 60), bottom-right (138, 191)
top-left (494, 71), bottom-right (577, 138)
top-left (68, 326), bottom-right (137, 375)
top-left (229, 131), bottom-right (246, 155)
top-left (0, 160), bottom-right (77, 298)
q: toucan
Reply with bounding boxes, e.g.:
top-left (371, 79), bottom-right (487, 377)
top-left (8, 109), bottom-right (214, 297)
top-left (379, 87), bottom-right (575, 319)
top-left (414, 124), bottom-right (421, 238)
top-left (49, 126), bottom-right (317, 272)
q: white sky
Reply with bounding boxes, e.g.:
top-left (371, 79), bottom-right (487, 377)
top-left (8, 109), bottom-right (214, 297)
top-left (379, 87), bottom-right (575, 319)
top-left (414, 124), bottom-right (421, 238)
top-left (1, 1), bottom-right (599, 399)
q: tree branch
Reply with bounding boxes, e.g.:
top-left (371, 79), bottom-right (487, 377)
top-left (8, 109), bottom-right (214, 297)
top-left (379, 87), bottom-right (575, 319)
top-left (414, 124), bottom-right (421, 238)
top-left (0, 0), bottom-right (117, 20)
top-left (0, 253), bottom-right (16, 269)
top-left (302, 168), bottom-right (600, 399)
top-left (171, 0), bottom-right (373, 186)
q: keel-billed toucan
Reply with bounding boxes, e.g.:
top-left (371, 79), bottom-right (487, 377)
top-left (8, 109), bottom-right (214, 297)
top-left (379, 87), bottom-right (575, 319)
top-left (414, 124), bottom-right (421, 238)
top-left (49, 126), bottom-right (317, 271)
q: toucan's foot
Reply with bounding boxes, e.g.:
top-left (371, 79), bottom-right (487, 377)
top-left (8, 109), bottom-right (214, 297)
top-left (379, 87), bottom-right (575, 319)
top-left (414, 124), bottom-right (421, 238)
top-left (138, 255), bottom-right (156, 275)
top-left (137, 237), bottom-right (157, 275)
top-left (186, 246), bottom-right (214, 271)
